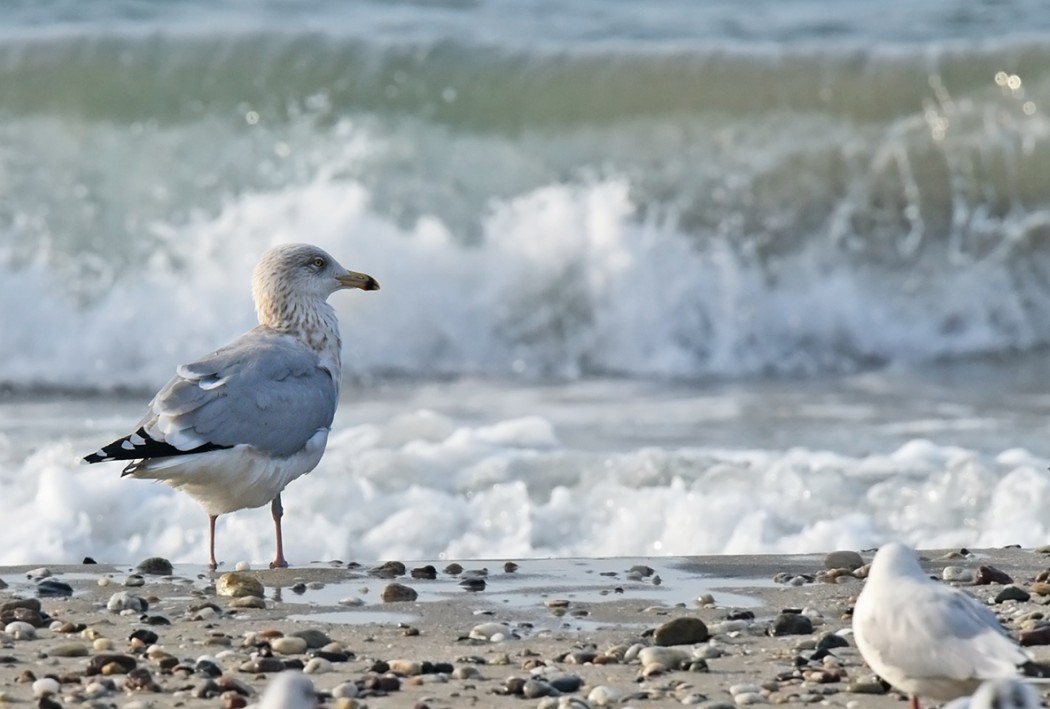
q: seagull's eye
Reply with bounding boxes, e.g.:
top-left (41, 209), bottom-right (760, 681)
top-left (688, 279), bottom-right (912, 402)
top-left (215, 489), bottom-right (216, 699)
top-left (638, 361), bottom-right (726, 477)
top-left (310, 256), bottom-right (326, 269)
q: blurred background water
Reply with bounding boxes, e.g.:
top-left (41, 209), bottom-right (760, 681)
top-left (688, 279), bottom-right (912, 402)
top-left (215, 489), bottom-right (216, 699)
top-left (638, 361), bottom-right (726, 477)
top-left (4, 0), bottom-right (1050, 565)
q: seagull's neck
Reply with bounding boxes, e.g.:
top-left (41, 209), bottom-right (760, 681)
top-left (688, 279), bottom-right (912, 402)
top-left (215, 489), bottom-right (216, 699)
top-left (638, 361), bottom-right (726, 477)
top-left (257, 295), bottom-right (343, 381)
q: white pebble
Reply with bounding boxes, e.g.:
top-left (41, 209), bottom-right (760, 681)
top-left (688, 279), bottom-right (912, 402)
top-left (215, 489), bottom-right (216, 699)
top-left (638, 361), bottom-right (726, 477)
top-left (730, 684), bottom-right (763, 696)
top-left (332, 682), bottom-right (358, 699)
top-left (622, 643), bottom-right (646, 663)
top-left (32, 677), bottom-right (60, 698)
top-left (270, 636), bottom-right (308, 655)
top-left (637, 646), bottom-right (690, 669)
top-left (587, 685), bottom-right (623, 706)
top-left (28, 567), bottom-right (52, 581)
top-left (84, 681), bottom-right (108, 698)
top-left (942, 566), bottom-right (975, 584)
top-left (5, 621), bottom-right (35, 640)
top-left (338, 597), bottom-right (365, 607)
top-left (97, 576), bottom-right (111, 587)
top-left (303, 657), bottom-right (332, 674)
top-left (469, 622), bottom-right (514, 641)
top-left (93, 638), bottom-right (114, 652)
top-left (235, 561), bottom-right (252, 571)
top-left (106, 591), bottom-right (146, 613)
top-left (735, 693), bottom-right (769, 706)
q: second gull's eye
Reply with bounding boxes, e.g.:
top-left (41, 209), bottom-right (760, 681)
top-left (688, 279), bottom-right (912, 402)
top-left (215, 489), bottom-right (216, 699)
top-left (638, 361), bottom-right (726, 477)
top-left (311, 256), bottom-right (325, 269)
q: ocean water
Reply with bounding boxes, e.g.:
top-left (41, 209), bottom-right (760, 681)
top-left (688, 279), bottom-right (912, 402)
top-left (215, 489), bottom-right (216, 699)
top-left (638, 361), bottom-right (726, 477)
top-left (4, 0), bottom-right (1050, 565)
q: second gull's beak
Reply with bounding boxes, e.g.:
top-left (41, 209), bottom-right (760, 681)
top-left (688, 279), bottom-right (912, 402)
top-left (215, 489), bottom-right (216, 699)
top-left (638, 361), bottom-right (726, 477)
top-left (336, 270), bottom-right (380, 291)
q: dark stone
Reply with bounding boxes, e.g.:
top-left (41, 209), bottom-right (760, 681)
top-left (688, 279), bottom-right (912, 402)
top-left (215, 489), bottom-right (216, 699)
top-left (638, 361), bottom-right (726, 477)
top-left (381, 583), bottom-right (418, 602)
top-left (522, 679), bottom-right (556, 698)
top-left (628, 565), bottom-right (655, 578)
top-left (370, 561), bottom-right (407, 578)
top-left (195, 660), bottom-right (223, 677)
top-left (411, 565), bottom-right (437, 580)
top-left (459, 578), bottom-right (486, 592)
top-left (816, 632), bottom-right (850, 651)
top-left (995, 586), bottom-right (1031, 604)
top-left (135, 557), bottom-right (174, 576)
top-left (370, 660), bottom-right (390, 673)
top-left (290, 583), bottom-right (307, 594)
top-left (653, 617), bottom-right (709, 646)
top-left (143, 615), bottom-right (171, 626)
top-left (82, 557), bottom-right (97, 564)
top-left (129, 629), bottom-right (159, 646)
top-left (193, 679), bottom-right (221, 699)
top-left (36, 580), bottom-right (73, 598)
top-left (3, 607), bottom-right (47, 628)
top-left (307, 650), bottom-right (353, 663)
top-left (443, 563), bottom-right (464, 575)
top-left (503, 561), bottom-right (519, 573)
top-left (502, 677), bottom-right (527, 696)
top-left (1021, 627), bottom-right (1050, 647)
top-left (426, 662), bottom-right (454, 674)
top-left (243, 658), bottom-right (285, 673)
top-left (770, 613), bottom-right (814, 636)
top-left (688, 660), bottom-right (710, 672)
top-left (975, 565), bottom-right (1014, 585)
top-left (38, 696), bottom-right (62, 709)
top-left (86, 654), bottom-right (137, 676)
top-left (548, 675), bottom-right (583, 693)
top-left (125, 667), bottom-right (160, 692)
top-left (289, 629), bottom-right (330, 649)
top-left (726, 609), bottom-right (755, 621)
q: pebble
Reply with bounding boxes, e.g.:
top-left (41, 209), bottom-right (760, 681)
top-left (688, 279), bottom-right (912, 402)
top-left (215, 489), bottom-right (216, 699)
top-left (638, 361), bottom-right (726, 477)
top-left (229, 595), bottom-right (266, 609)
top-left (1031, 582), bottom-right (1050, 596)
top-left (824, 550), bottom-right (864, 570)
top-left (303, 657), bottom-right (332, 674)
top-left (637, 646), bottom-right (690, 669)
top-left (106, 592), bottom-right (147, 613)
top-left (36, 579), bottom-right (74, 597)
top-left (995, 586), bottom-right (1031, 603)
top-left (770, 613), bottom-right (813, 636)
top-left (942, 566), bottom-right (975, 584)
top-left (974, 565), bottom-right (1013, 585)
top-left (382, 582), bottom-right (418, 602)
top-left (136, 557), bottom-right (174, 575)
top-left (216, 573), bottom-right (264, 598)
top-left (271, 636), bottom-right (308, 655)
top-left (290, 629), bottom-right (331, 648)
top-left (697, 593), bottom-right (716, 606)
top-left (27, 567), bottom-right (52, 581)
top-left (123, 574), bottom-right (146, 587)
top-left (523, 679), bottom-right (557, 698)
top-left (93, 638), bottom-right (114, 652)
top-left (86, 653), bottom-right (137, 676)
top-left (452, 666), bottom-right (481, 679)
top-left (653, 616), bottom-right (709, 646)
top-left (1020, 627), bottom-right (1050, 646)
top-left (370, 560), bottom-right (407, 578)
top-left (4, 621), bottom-right (36, 639)
top-left (332, 682), bottom-right (359, 698)
top-left (470, 622), bottom-right (514, 641)
top-left (49, 642), bottom-right (89, 657)
top-left (847, 681), bottom-right (889, 695)
top-left (32, 677), bottom-right (60, 698)
top-left (388, 659), bottom-right (423, 676)
top-left (734, 693), bottom-right (768, 706)
top-left (587, 685), bottom-right (622, 706)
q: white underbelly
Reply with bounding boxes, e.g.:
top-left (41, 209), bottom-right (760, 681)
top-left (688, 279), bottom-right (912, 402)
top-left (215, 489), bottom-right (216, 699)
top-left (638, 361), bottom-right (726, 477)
top-left (130, 429), bottom-right (330, 515)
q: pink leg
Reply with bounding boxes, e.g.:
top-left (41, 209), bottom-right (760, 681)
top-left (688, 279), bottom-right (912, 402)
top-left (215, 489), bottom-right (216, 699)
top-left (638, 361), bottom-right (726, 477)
top-left (208, 514), bottom-right (219, 570)
top-left (270, 494), bottom-right (289, 569)
top-left (910, 696), bottom-right (920, 709)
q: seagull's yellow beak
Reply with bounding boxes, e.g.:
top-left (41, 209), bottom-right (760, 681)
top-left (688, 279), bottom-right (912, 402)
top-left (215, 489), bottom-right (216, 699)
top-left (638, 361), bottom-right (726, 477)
top-left (336, 270), bottom-right (380, 291)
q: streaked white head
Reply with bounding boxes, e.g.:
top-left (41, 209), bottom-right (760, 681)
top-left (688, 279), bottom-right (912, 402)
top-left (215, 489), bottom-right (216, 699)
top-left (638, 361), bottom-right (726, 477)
top-left (943, 679), bottom-right (1042, 709)
top-left (258, 671), bottom-right (317, 709)
top-left (252, 243), bottom-right (379, 330)
top-left (867, 541), bottom-right (926, 583)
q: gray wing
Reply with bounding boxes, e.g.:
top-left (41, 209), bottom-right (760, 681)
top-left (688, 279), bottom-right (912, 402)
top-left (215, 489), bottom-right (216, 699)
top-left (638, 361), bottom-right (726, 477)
top-left (857, 583), bottom-right (1029, 682)
top-left (86, 328), bottom-right (337, 463)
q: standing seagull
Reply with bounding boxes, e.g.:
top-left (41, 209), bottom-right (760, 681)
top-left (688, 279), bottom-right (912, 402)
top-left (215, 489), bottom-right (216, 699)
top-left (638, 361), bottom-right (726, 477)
top-left (84, 243), bottom-right (379, 569)
top-left (853, 542), bottom-right (1035, 709)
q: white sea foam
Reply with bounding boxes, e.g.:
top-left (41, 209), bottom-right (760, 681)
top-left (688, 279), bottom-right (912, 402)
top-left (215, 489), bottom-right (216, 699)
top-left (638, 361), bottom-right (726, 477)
top-left (2, 408), bottom-right (1048, 565)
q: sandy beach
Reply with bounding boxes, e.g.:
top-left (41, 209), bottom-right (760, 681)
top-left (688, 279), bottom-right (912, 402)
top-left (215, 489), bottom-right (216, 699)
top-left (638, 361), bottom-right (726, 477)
top-left (1, 548), bottom-right (1048, 709)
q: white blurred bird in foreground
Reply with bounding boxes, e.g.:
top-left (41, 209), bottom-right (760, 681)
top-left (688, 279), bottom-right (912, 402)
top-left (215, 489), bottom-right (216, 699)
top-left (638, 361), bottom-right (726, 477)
top-left (853, 542), bottom-right (1037, 709)
top-left (942, 679), bottom-right (1042, 709)
top-left (84, 243), bottom-right (379, 569)
top-left (258, 672), bottom-right (317, 709)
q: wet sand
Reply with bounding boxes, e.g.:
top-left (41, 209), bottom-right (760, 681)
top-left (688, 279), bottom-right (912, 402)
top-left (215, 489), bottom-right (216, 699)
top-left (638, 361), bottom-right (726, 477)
top-left (1, 548), bottom-right (1047, 708)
